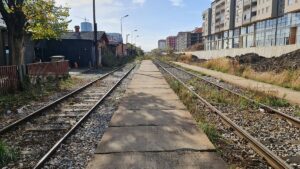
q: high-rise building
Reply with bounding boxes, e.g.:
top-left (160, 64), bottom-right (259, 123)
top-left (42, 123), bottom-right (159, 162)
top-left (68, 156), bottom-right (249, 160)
top-left (166, 36), bottom-right (177, 51)
top-left (176, 32), bottom-right (191, 52)
top-left (202, 8), bottom-right (212, 37)
top-left (81, 22), bottom-right (93, 32)
top-left (191, 27), bottom-right (203, 45)
top-left (158, 39), bottom-right (167, 50)
top-left (285, 0), bottom-right (300, 13)
top-left (211, 0), bottom-right (235, 34)
top-left (202, 0), bottom-right (300, 50)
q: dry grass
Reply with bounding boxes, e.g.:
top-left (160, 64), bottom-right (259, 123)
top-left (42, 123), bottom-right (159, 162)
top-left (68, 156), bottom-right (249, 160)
top-left (199, 57), bottom-right (300, 91)
top-left (177, 54), bottom-right (194, 63)
top-left (242, 68), bottom-right (300, 91)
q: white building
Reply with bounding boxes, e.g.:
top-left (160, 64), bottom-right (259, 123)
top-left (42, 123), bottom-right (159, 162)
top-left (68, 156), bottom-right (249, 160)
top-left (158, 39), bottom-right (167, 50)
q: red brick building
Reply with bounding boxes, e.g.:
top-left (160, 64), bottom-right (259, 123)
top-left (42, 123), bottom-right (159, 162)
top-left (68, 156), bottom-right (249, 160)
top-left (166, 36), bottom-right (177, 51)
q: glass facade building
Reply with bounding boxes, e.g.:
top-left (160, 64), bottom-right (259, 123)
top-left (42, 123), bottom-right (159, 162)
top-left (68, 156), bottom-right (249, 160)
top-left (204, 12), bottom-right (300, 50)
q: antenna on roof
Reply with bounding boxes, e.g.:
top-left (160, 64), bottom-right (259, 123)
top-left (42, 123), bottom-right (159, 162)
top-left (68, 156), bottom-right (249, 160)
top-left (74, 16), bottom-right (89, 22)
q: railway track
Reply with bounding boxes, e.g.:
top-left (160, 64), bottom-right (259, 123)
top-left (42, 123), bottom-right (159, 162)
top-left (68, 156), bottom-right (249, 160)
top-left (0, 64), bottom-right (136, 169)
top-left (155, 60), bottom-right (300, 169)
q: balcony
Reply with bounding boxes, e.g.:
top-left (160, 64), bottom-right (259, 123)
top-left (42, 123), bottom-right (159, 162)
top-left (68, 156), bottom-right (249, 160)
top-left (243, 0), bottom-right (251, 8)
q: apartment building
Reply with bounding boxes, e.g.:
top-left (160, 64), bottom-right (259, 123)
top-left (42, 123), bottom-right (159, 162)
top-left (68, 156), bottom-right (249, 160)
top-left (203, 0), bottom-right (300, 51)
top-left (158, 39), bottom-right (167, 50)
top-left (285, 0), bottom-right (300, 13)
top-left (176, 32), bottom-right (191, 52)
top-left (191, 28), bottom-right (203, 45)
top-left (166, 36), bottom-right (177, 51)
top-left (202, 8), bottom-right (212, 36)
top-left (211, 0), bottom-right (235, 34)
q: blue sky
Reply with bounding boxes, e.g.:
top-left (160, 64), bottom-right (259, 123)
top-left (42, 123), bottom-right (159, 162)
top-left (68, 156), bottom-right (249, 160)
top-left (57, 0), bottom-right (212, 51)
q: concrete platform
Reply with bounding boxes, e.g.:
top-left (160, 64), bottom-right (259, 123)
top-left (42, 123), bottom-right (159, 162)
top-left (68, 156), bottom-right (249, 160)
top-left (86, 60), bottom-right (227, 169)
top-left (95, 125), bottom-right (215, 153)
top-left (110, 109), bottom-right (196, 127)
top-left (87, 152), bottom-right (225, 169)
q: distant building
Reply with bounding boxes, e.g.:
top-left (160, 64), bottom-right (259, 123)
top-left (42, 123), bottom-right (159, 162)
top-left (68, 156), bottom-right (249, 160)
top-left (166, 36), bottom-right (177, 51)
top-left (176, 32), bottom-right (191, 52)
top-left (158, 39), bottom-right (166, 50)
top-left (81, 22), bottom-right (92, 32)
top-left (106, 33), bottom-right (126, 56)
top-left (191, 27), bottom-right (203, 46)
top-left (35, 26), bottom-right (109, 68)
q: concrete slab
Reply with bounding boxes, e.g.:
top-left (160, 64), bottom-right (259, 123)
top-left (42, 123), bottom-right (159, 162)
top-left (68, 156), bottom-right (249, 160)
top-left (125, 88), bottom-right (176, 94)
top-left (87, 151), bottom-right (227, 169)
top-left (87, 60), bottom-right (227, 168)
top-left (128, 84), bottom-right (170, 89)
top-left (123, 92), bottom-right (181, 100)
top-left (129, 81), bottom-right (169, 85)
top-left (118, 99), bottom-right (186, 110)
top-left (110, 109), bottom-right (196, 127)
top-left (129, 78), bottom-right (167, 83)
top-left (95, 126), bottom-right (215, 153)
top-left (135, 71), bottom-right (162, 75)
top-left (132, 74), bottom-right (164, 80)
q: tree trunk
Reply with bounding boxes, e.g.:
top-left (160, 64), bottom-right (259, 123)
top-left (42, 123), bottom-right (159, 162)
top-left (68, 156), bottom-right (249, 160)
top-left (7, 26), bottom-right (25, 65)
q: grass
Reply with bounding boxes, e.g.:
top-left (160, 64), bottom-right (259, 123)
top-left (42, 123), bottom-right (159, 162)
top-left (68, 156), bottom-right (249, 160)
top-left (171, 61), bottom-right (291, 108)
top-left (199, 57), bottom-right (300, 91)
top-left (166, 76), bottom-right (221, 140)
top-left (198, 122), bottom-right (221, 143)
top-left (0, 140), bottom-right (18, 168)
top-left (0, 76), bottom-right (77, 114)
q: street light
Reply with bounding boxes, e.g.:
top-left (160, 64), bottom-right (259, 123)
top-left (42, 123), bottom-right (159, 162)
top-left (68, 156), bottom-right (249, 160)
top-left (121, 14), bottom-right (129, 56)
top-left (126, 34), bottom-right (130, 44)
top-left (134, 35), bottom-right (140, 53)
top-left (93, 0), bottom-right (99, 68)
top-left (131, 29), bottom-right (138, 55)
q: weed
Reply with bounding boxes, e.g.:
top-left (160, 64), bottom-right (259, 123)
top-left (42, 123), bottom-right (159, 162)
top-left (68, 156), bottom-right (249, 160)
top-left (198, 122), bottom-right (221, 142)
top-left (0, 77), bottom-right (77, 115)
top-left (0, 141), bottom-right (18, 168)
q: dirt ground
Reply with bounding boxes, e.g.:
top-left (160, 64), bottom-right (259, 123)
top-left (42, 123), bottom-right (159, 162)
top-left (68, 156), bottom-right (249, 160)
top-left (230, 49), bottom-right (300, 72)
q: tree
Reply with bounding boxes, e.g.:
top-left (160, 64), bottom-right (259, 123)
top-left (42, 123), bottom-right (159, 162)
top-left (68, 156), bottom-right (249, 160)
top-left (0, 0), bottom-right (69, 65)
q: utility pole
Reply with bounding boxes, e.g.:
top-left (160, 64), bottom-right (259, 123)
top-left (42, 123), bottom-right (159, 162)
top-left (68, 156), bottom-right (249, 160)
top-left (126, 34), bottom-right (130, 44)
top-left (131, 29), bottom-right (138, 56)
top-left (93, 0), bottom-right (98, 68)
top-left (121, 15), bottom-right (129, 56)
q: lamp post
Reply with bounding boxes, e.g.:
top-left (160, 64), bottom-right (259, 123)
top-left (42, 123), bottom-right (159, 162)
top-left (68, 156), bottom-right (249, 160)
top-left (135, 35), bottom-right (140, 55)
top-left (121, 15), bottom-right (129, 56)
top-left (131, 29), bottom-right (138, 55)
top-left (126, 34), bottom-right (130, 44)
top-left (93, 0), bottom-right (98, 68)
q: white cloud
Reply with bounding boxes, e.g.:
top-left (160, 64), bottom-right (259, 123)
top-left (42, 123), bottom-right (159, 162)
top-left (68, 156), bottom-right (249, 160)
top-left (169, 0), bottom-right (183, 7)
top-left (132, 0), bottom-right (146, 6)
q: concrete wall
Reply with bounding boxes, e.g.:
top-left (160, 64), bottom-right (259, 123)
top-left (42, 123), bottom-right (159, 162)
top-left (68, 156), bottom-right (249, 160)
top-left (185, 44), bottom-right (300, 59)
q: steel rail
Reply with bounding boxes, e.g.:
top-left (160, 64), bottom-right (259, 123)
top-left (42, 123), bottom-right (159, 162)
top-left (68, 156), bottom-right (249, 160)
top-left (155, 60), bottom-right (292, 169)
top-left (34, 64), bottom-right (136, 169)
top-left (161, 60), bottom-right (300, 128)
top-left (0, 66), bottom-right (124, 135)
